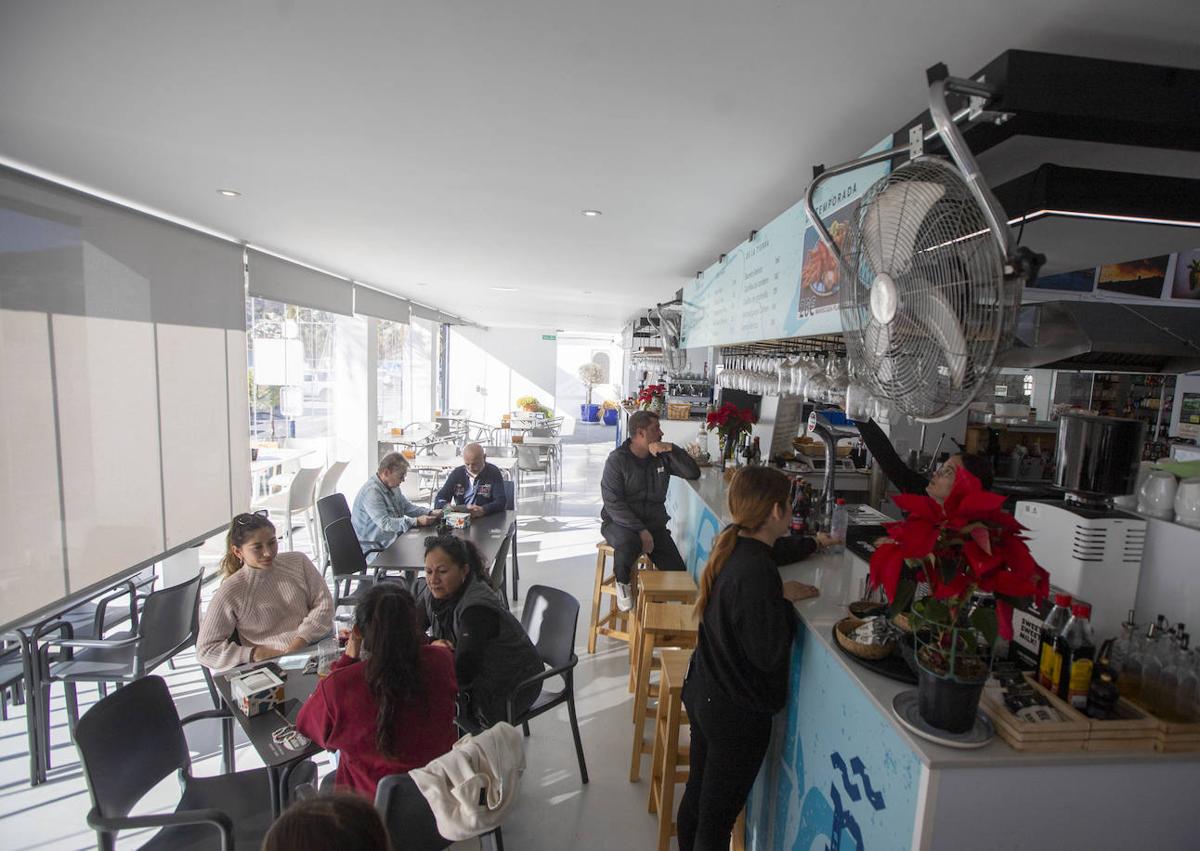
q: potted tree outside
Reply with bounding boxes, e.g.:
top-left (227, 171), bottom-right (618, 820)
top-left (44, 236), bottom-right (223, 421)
top-left (578, 362), bottom-right (604, 423)
top-left (870, 469), bottom-right (1049, 732)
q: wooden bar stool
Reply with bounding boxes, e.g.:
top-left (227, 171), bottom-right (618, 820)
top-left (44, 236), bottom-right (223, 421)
top-left (629, 603), bottom-right (697, 782)
top-left (628, 571), bottom-right (698, 693)
top-left (587, 542), bottom-right (652, 654)
top-left (648, 648), bottom-right (692, 851)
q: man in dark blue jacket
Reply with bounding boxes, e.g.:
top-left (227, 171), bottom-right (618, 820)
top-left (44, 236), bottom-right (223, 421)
top-left (435, 443), bottom-right (508, 518)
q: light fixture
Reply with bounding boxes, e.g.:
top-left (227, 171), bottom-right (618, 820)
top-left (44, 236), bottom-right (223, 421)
top-left (217, 188), bottom-right (241, 197)
top-left (581, 209), bottom-right (602, 217)
top-left (416, 282), bottom-right (429, 287)
top-left (490, 286), bottom-right (519, 292)
top-left (582, 290), bottom-right (592, 294)
top-left (1008, 209), bottom-right (1200, 229)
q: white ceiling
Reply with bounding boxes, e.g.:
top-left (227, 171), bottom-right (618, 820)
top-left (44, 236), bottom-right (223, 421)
top-left (2, 1), bottom-right (1198, 331)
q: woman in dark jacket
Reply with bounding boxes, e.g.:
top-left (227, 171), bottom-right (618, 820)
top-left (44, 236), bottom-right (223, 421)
top-left (857, 418), bottom-right (994, 501)
top-left (677, 466), bottom-right (831, 851)
top-left (416, 534), bottom-right (544, 729)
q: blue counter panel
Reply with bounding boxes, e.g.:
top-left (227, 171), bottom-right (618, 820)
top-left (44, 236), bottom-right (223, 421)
top-left (746, 626), bottom-right (921, 851)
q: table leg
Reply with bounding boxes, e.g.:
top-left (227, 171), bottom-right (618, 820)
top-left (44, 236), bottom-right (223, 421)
top-left (16, 633), bottom-right (44, 785)
top-left (268, 764), bottom-right (282, 818)
top-left (511, 525), bottom-right (520, 602)
top-left (221, 716), bottom-right (236, 774)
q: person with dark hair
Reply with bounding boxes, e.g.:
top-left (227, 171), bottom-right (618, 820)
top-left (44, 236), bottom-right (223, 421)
top-left (197, 512), bottom-right (333, 671)
top-left (261, 792), bottom-right (391, 851)
top-left (678, 466), bottom-right (831, 851)
top-left (600, 409), bottom-right (701, 611)
top-left (857, 418), bottom-right (994, 501)
top-left (415, 534), bottom-right (544, 729)
top-left (295, 583), bottom-right (458, 797)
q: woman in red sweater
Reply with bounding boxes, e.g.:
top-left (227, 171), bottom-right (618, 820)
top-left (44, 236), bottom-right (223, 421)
top-left (296, 583), bottom-right (458, 797)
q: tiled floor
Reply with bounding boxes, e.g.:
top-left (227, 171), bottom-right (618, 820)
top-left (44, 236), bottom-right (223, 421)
top-left (0, 435), bottom-right (670, 850)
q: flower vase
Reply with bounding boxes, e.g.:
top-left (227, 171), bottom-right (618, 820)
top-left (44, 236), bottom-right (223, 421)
top-left (717, 432), bottom-right (737, 470)
top-left (647, 397), bottom-right (666, 417)
top-left (911, 612), bottom-right (993, 733)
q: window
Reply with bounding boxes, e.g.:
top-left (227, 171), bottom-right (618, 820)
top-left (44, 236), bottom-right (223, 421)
top-left (378, 318), bottom-right (408, 430)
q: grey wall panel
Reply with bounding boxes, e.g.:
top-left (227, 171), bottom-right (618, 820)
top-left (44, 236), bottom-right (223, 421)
top-left (0, 167), bottom-right (243, 329)
top-left (355, 284), bottom-right (411, 323)
top-left (247, 248), bottom-right (353, 315)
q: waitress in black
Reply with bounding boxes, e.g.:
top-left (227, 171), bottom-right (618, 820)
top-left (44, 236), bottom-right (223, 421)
top-left (677, 465), bottom-right (830, 850)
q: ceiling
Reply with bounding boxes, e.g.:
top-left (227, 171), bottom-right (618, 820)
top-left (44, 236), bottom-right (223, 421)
top-left (2, 1), bottom-right (1198, 331)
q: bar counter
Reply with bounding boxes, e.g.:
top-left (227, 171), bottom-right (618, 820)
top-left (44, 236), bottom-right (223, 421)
top-left (665, 468), bottom-right (1199, 850)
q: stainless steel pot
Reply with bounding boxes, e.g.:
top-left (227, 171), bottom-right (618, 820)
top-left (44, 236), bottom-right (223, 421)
top-left (1054, 413), bottom-right (1145, 502)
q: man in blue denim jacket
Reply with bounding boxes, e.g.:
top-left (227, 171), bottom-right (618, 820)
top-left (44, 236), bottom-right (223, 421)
top-left (351, 453), bottom-right (442, 552)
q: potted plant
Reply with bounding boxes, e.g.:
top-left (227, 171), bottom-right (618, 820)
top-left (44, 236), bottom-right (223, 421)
top-left (601, 400), bottom-right (620, 426)
top-left (637, 383), bottom-right (668, 416)
top-left (705, 402), bottom-right (756, 469)
top-left (578, 362), bottom-right (605, 422)
top-left (869, 469), bottom-right (1050, 732)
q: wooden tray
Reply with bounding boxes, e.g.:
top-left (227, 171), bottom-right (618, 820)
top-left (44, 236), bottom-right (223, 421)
top-left (1084, 698), bottom-right (1157, 752)
top-left (980, 676), bottom-right (1089, 752)
top-left (1154, 717), bottom-right (1200, 753)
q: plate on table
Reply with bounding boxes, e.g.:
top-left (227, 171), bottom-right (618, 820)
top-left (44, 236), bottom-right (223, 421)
top-left (892, 689), bottom-right (994, 749)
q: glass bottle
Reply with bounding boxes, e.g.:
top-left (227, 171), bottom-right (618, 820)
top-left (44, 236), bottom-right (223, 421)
top-left (1158, 633), bottom-right (1190, 722)
top-left (1175, 647), bottom-right (1200, 723)
top-left (1055, 603), bottom-right (1097, 709)
top-left (1138, 618), bottom-right (1170, 712)
top-left (1038, 594), bottom-right (1073, 690)
top-left (1109, 609), bottom-right (1139, 676)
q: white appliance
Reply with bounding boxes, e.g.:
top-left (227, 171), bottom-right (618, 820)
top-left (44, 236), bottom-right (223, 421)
top-left (1014, 500), bottom-right (1146, 642)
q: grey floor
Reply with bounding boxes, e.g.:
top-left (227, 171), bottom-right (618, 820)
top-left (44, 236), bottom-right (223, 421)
top-left (0, 435), bottom-right (671, 850)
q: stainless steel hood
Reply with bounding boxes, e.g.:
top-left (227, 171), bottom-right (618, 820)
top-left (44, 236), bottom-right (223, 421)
top-left (999, 300), bottom-right (1200, 373)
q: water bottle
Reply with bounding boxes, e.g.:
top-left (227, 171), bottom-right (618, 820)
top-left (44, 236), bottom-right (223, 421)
top-left (828, 499), bottom-right (847, 554)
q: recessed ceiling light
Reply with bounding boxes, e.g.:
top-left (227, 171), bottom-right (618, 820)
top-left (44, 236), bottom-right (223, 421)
top-left (581, 209), bottom-right (602, 217)
top-left (416, 282), bottom-right (429, 287)
top-left (582, 290), bottom-right (592, 294)
top-left (490, 286), bottom-right (519, 292)
top-left (217, 188), bottom-right (241, 197)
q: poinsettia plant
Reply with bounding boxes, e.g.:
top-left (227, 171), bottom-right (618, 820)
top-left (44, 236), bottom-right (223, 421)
top-left (869, 468), bottom-right (1049, 664)
top-left (705, 401), bottom-right (755, 439)
top-left (637, 384), bottom-right (667, 408)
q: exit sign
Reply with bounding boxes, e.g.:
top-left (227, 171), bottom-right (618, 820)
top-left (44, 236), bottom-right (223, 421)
top-left (542, 334), bottom-right (557, 341)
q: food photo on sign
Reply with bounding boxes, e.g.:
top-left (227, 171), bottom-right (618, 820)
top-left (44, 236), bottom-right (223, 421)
top-left (798, 199), bottom-right (860, 316)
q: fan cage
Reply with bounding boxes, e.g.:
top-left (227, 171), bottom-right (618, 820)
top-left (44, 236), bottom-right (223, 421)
top-left (837, 156), bottom-right (1019, 422)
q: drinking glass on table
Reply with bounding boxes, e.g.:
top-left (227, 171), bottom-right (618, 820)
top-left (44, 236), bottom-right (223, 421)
top-left (317, 636), bottom-right (340, 679)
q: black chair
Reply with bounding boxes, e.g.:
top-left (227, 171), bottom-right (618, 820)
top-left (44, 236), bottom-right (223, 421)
top-left (42, 571), bottom-right (204, 752)
top-left (486, 531), bottom-right (512, 611)
top-left (323, 516), bottom-right (378, 608)
top-left (501, 481), bottom-right (520, 602)
top-left (375, 773), bottom-right (504, 851)
top-left (316, 493), bottom-right (352, 578)
top-left (76, 674), bottom-right (301, 850)
top-left (506, 585), bottom-right (588, 784)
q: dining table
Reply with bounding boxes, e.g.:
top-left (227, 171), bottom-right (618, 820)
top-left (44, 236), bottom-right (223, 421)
top-left (369, 510), bottom-right (521, 602)
top-left (250, 447), bottom-right (316, 497)
top-left (210, 655), bottom-right (323, 817)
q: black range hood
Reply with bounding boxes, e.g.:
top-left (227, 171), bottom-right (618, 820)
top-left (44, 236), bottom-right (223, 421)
top-left (999, 300), bottom-right (1200, 374)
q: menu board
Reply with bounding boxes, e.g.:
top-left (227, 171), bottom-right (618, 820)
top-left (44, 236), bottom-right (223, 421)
top-left (681, 137), bottom-right (893, 348)
top-left (769, 397), bottom-right (807, 460)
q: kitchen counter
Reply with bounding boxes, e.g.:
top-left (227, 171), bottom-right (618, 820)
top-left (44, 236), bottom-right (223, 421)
top-left (664, 469), bottom-right (1199, 850)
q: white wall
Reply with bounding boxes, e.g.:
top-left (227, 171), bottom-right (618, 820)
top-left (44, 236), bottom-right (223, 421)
top-left (448, 326), bottom-right (558, 422)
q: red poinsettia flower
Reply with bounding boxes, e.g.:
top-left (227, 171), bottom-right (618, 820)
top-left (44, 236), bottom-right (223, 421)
top-left (869, 467), bottom-right (1050, 643)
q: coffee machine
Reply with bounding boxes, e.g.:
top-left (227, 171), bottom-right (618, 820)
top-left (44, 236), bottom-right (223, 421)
top-left (1014, 413), bottom-right (1146, 642)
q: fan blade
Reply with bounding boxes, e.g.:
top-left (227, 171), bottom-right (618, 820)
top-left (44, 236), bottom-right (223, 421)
top-left (860, 181), bottom-right (946, 275)
top-left (916, 287), bottom-right (968, 388)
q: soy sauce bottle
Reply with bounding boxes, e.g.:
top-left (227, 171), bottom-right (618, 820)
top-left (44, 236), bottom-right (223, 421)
top-left (1038, 593), bottom-right (1073, 690)
top-left (1055, 603), bottom-right (1096, 709)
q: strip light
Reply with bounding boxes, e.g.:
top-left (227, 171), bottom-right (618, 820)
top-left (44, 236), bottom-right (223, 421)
top-left (1008, 209), bottom-right (1200, 228)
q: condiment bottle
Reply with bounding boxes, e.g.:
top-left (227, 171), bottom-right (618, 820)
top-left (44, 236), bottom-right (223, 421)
top-left (1055, 603), bottom-right (1096, 709)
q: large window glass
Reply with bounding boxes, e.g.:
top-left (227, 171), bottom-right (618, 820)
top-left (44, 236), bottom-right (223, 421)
top-left (247, 296), bottom-right (338, 443)
top-left (378, 318), bottom-right (408, 430)
top-left (408, 316), bottom-right (436, 423)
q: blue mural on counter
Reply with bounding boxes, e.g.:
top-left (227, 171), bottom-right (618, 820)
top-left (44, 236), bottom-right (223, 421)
top-left (746, 626), bottom-right (921, 851)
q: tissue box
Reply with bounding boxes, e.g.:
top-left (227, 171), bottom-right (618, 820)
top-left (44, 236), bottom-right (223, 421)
top-left (446, 512), bottom-right (471, 530)
top-left (228, 666), bottom-right (286, 717)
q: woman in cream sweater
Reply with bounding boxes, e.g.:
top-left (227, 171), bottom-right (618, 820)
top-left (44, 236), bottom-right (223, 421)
top-left (197, 512), bottom-right (334, 671)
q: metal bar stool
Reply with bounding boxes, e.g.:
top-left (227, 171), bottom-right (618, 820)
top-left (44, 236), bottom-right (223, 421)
top-left (648, 648), bottom-right (692, 851)
top-left (587, 543), bottom-right (652, 654)
top-left (629, 603), bottom-right (697, 782)
top-left (627, 571), bottom-right (698, 693)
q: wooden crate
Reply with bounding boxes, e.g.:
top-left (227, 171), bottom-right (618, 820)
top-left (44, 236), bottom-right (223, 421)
top-left (1084, 698), bottom-right (1157, 752)
top-left (666, 403), bottom-right (692, 420)
top-left (981, 677), bottom-right (1089, 752)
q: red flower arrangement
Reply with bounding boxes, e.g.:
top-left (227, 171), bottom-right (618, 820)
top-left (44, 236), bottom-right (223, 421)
top-left (869, 467), bottom-right (1049, 644)
top-left (637, 384), bottom-right (667, 406)
top-left (705, 402), bottom-right (755, 437)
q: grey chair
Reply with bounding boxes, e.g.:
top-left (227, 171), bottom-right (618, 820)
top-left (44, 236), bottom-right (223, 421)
top-left (506, 585), bottom-right (587, 784)
top-left (76, 674), bottom-right (311, 850)
top-left (42, 571), bottom-right (204, 754)
top-left (323, 515), bottom-right (378, 608)
top-left (515, 444), bottom-right (551, 490)
top-left (316, 492), bottom-right (353, 578)
top-left (486, 531), bottom-right (512, 611)
top-left (312, 460), bottom-right (350, 566)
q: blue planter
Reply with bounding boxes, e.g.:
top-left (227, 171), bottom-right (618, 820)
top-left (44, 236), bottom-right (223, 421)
top-left (581, 403), bottom-right (601, 423)
top-left (602, 408), bottom-right (619, 426)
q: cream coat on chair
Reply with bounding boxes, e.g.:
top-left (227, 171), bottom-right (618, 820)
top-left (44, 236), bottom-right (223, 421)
top-left (408, 722), bottom-right (525, 842)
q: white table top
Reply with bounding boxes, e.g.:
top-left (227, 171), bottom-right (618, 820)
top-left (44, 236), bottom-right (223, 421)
top-left (250, 448), bottom-right (315, 473)
top-left (518, 436), bottom-right (561, 446)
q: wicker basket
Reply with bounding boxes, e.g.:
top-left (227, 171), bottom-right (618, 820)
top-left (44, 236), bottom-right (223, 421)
top-left (666, 403), bottom-right (692, 421)
top-left (835, 616), bottom-right (896, 660)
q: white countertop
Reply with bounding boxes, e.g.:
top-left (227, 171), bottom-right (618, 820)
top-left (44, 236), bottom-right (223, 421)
top-left (678, 468), bottom-right (1199, 770)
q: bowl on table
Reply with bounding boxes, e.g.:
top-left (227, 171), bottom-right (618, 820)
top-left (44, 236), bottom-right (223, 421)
top-left (835, 616), bottom-right (896, 660)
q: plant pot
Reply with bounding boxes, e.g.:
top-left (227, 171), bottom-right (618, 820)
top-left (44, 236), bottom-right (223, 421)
top-left (916, 666), bottom-right (986, 733)
top-left (580, 403), bottom-right (601, 423)
top-left (602, 408), bottom-right (619, 426)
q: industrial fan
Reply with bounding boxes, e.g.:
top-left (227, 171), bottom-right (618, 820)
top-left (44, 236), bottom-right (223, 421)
top-left (805, 72), bottom-right (1043, 422)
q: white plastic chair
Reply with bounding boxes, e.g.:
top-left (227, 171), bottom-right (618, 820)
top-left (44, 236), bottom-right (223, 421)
top-left (515, 444), bottom-right (552, 492)
top-left (252, 466), bottom-right (321, 553)
top-left (311, 461), bottom-right (349, 566)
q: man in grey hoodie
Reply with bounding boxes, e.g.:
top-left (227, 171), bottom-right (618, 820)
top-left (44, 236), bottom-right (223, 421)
top-left (600, 410), bottom-right (701, 610)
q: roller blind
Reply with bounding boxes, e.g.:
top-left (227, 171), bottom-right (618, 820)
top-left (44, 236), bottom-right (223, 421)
top-left (354, 284), bottom-right (411, 324)
top-left (247, 248), bottom-right (353, 315)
